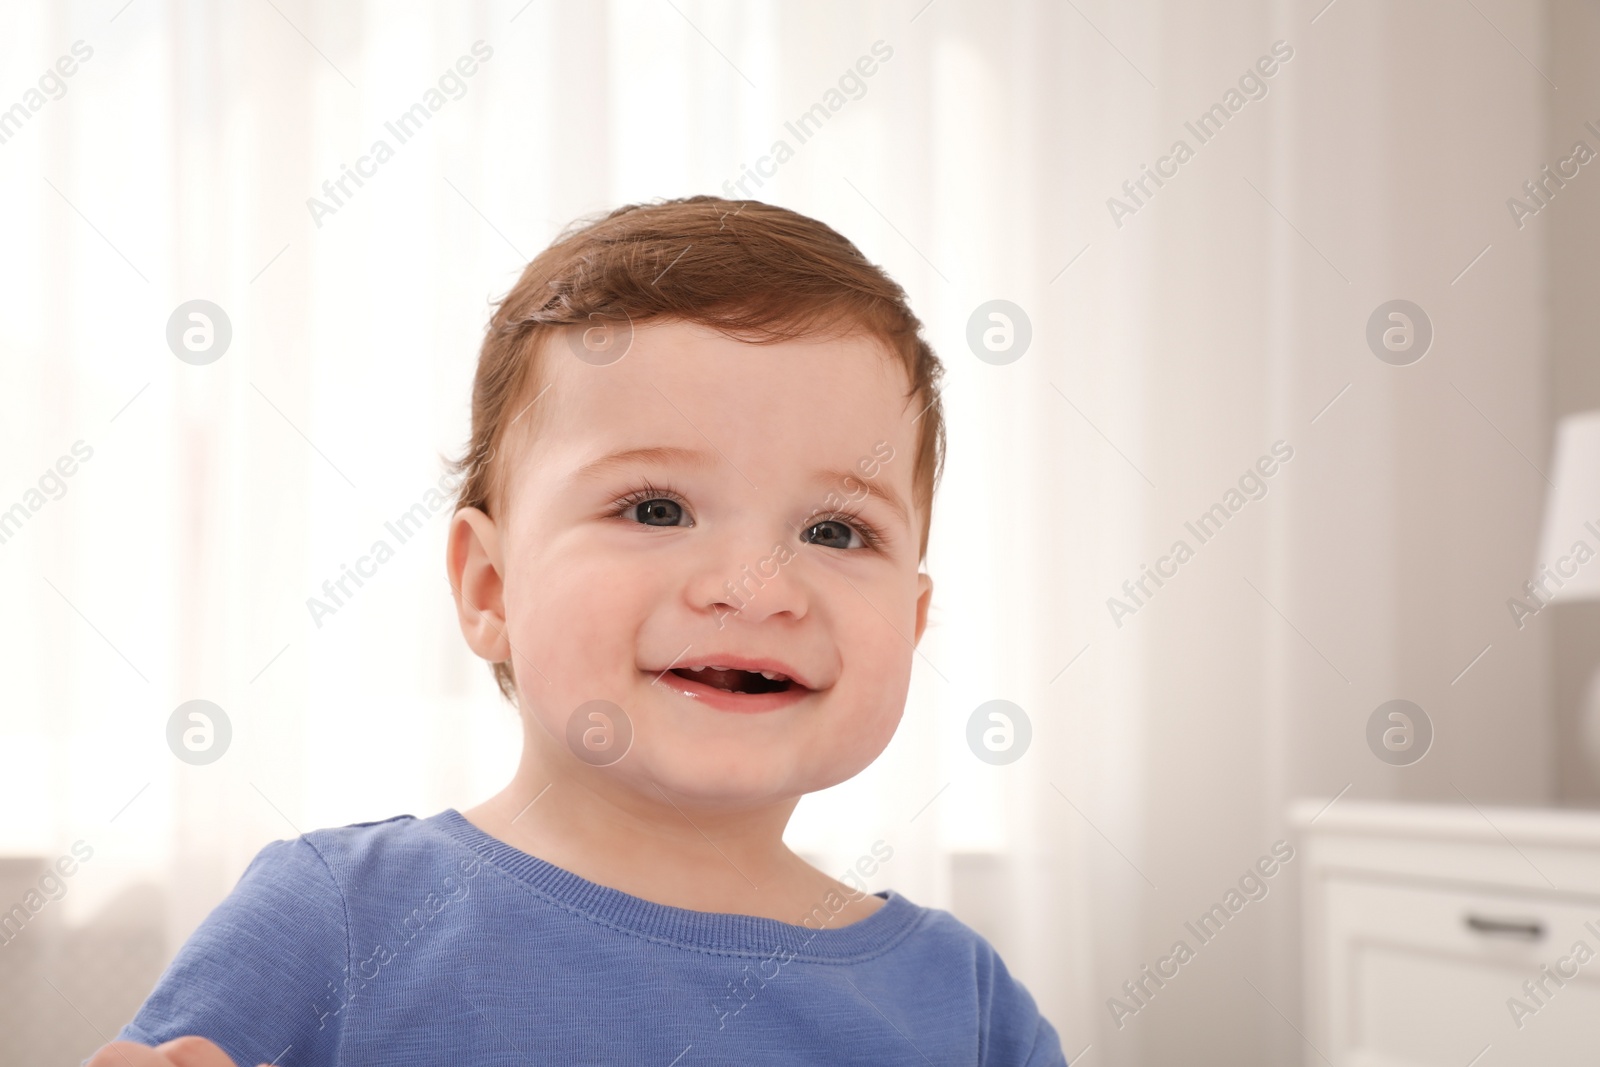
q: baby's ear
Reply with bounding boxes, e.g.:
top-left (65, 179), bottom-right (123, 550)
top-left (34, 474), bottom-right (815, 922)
top-left (447, 507), bottom-right (511, 662)
top-left (912, 571), bottom-right (933, 646)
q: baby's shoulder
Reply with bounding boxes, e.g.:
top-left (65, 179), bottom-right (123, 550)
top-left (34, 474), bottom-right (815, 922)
top-left (876, 893), bottom-right (1013, 971)
top-left (295, 810), bottom-right (434, 863)
top-left (881, 898), bottom-right (1064, 1062)
top-left (248, 809), bottom-right (484, 901)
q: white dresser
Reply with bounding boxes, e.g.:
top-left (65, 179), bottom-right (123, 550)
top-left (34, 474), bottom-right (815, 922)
top-left (1291, 798), bottom-right (1600, 1067)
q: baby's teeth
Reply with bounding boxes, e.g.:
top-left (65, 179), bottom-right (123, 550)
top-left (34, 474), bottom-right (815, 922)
top-left (759, 670), bottom-right (783, 680)
top-left (709, 664), bottom-right (729, 671)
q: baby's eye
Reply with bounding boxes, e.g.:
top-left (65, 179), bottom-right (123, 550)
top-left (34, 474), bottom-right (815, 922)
top-left (611, 482), bottom-right (695, 527)
top-left (803, 518), bottom-right (869, 551)
top-left (628, 497), bottom-right (689, 527)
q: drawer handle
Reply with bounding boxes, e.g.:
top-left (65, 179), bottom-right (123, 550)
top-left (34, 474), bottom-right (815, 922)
top-left (1464, 914), bottom-right (1545, 940)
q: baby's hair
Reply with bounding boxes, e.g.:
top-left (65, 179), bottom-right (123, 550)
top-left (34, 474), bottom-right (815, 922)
top-left (446, 194), bottom-right (946, 703)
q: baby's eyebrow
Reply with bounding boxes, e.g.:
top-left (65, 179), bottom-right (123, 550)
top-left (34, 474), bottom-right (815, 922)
top-left (572, 445), bottom-right (717, 482)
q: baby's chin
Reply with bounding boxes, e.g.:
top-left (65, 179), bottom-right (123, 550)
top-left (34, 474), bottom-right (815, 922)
top-left (613, 746), bottom-right (850, 811)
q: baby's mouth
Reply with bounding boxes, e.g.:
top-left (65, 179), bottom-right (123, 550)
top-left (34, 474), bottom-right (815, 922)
top-left (669, 666), bottom-right (795, 695)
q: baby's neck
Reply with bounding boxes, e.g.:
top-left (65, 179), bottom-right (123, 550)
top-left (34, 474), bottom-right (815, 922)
top-left (461, 764), bottom-right (883, 928)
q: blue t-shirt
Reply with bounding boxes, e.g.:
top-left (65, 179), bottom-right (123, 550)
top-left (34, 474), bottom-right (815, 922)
top-left (109, 809), bottom-right (1068, 1065)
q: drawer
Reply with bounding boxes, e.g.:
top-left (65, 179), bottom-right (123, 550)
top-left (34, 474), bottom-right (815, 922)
top-left (1322, 875), bottom-right (1600, 1067)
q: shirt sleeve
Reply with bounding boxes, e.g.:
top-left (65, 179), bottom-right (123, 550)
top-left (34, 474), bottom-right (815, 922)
top-left (977, 939), bottom-right (1070, 1066)
top-left (108, 836), bottom-right (350, 1067)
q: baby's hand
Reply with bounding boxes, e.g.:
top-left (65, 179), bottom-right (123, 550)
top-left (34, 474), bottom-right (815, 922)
top-left (85, 1037), bottom-right (263, 1067)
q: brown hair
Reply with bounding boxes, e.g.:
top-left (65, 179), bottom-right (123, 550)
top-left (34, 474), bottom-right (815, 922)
top-left (447, 195), bottom-right (946, 703)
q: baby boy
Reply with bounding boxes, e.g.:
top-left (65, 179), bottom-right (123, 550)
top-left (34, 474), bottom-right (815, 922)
top-left (90, 196), bottom-right (1068, 1066)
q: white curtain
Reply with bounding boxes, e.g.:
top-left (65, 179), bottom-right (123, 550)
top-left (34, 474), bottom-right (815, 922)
top-left (1, 1), bottom-right (1554, 1065)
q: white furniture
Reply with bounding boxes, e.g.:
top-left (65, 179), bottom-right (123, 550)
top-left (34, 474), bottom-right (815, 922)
top-left (1291, 799), bottom-right (1600, 1067)
top-left (1535, 409), bottom-right (1600, 773)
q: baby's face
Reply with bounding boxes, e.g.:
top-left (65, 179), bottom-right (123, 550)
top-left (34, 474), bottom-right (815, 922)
top-left (476, 319), bottom-right (932, 807)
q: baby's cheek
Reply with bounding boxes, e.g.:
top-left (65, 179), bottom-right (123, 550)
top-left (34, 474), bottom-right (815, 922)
top-left (829, 683), bottom-right (903, 757)
top-left (507, 578), bottom-right (629, 712)
top-left (853, 619), bottom-right (919, 688)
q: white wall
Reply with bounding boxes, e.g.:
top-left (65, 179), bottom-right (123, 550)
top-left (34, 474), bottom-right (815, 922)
top-left (1019, 0), bottom-right (1554, 1062)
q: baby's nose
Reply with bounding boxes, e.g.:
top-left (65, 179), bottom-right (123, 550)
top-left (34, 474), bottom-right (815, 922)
top-left (682, 525), bottom-right (809, 625)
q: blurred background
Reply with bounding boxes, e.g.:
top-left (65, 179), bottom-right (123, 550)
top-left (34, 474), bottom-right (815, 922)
top-left (3, 0), bottom-right (1598, 1063)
